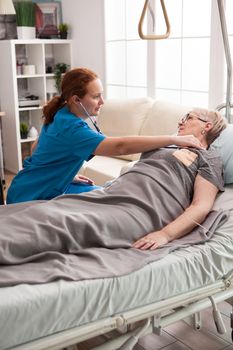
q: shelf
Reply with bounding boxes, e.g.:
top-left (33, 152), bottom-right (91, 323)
top-left (0, 39), bottom-right (73, 173)
top-left (17, 74), bottom-right (45, 79)
top-left (19, 106), bottom-right (43, 111)
top-left (20, 137), bottom-right (37, 143)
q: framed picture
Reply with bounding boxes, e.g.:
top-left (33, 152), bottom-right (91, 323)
top-left (34, 1), bottom-right (62, 38)
top-left (0, 15), bottom-right (17, 40)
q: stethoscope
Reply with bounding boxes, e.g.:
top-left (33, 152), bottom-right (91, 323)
top-left (77, 99), bottom-right (102, 134)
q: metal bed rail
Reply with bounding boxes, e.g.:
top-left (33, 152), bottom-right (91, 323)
top-left (9, 274), bottom-right (233, 350)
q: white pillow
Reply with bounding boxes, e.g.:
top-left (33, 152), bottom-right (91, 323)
top-left (98, 97), bottom-right (154, 161)
top-left (140, 100), bottom-right (190, 136)
top-left (211, 124), bottom-right (233, 184)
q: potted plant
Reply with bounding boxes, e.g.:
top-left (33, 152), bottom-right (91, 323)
top-left (58, 23), bottom-right (68, 39)
top-left (20, 122), bottom-right (29, 139)
top-left (54, 63), bottom-right (69, 92)
top-left (14, 1), bottom-right (36, 39)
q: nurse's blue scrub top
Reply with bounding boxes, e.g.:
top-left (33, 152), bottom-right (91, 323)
top-left (6, 106), bottom-right (106, 204)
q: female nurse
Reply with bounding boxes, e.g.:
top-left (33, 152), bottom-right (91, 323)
top-left (7, 67), bottom-right (203, 204)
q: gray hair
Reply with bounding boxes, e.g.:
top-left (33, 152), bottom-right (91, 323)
top-left (192, 108), bottom-right (227, 145)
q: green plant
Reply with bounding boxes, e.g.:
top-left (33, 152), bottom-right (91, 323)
top-left (58, 23), bottom-right (68, 33)
top-left (14, 1), bottom-right (35, 27)
top-left (58, 23), bottom-right (69, 39)
top-left (20, 122), bottom-right (29, 138)
top-left (54, 63), bottom-right (69, 92)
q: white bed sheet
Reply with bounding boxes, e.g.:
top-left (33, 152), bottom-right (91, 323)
top-left (0, 187), bottom-right (233, 350)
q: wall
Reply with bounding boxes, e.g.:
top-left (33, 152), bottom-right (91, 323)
top-left (61, 0), bottom-right (106, 88)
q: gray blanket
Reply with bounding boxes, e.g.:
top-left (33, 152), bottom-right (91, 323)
top-left (0, 192), bottom-right (228, 287)
top-left (0, 148), bottom-right (228, 286)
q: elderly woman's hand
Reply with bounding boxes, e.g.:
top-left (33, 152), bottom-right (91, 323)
top-left (172, 135), bottom-right (204, 149)
top-left (133, 230), bottom-right (169, 250)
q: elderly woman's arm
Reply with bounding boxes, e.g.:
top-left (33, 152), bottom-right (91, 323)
top-left (133, 175), bottom-right (219, 250)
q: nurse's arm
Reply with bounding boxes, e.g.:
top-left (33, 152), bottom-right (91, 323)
top-left (93, 135), bottom-right (203, 156)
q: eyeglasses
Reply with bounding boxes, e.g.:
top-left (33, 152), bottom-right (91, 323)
top-left (180, 113), bottom-right (208, 124)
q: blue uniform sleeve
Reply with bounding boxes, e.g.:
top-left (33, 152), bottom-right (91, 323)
top-left (62, 118), bottom-right (106, 160)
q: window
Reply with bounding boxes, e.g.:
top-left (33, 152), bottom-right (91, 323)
top-left (105, 0), bottom-right (147, 98)
top-left (104, 0), bottom-right (231, 112)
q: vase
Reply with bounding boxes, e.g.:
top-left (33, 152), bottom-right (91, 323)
top-left (17, 26), bottom-right (36, 40)
top-left (20, 132), bottom-right (28, 139)
top-left (28, 126), bottom-right (38, 138)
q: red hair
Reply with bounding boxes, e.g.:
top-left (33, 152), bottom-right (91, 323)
top-left (43, 67), bottom-right (98, 125)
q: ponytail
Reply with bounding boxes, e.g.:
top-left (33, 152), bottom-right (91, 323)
top-left (43, 95), bottom-right (66, 125)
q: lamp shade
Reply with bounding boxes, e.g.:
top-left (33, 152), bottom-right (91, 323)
top-left (0, 0), bottom-right (16, 15)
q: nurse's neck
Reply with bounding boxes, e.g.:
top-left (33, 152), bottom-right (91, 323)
top-left (68, 101), bottom-right (88, 120)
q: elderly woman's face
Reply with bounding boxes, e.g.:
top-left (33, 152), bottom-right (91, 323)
top-left (177, 111), bottom-right (208, 138)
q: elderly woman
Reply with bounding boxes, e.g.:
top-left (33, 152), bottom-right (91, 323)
top-left (133, 108), bottom-right (227, 250)
top-left (0, 108), bottom-right (227, 286)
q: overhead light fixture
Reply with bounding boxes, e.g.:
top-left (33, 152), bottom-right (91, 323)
top-left (0, 0), bottom-right (16, 15)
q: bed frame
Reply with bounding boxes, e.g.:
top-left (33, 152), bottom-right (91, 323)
top-left (1, 186), bottom-right (232, 350)
top-left (10, 271), bottom-right (233, 350)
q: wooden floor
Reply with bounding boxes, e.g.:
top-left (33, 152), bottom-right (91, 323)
top-left (3, 171), bottom-right (233, 350)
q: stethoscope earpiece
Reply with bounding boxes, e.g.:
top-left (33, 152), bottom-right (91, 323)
top-left (76, 98), bottom-right (102, 134)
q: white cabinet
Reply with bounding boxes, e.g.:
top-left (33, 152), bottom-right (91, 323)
top-left (0, 39), bottom-right (73, 173)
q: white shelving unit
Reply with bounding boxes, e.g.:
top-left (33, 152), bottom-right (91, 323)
top-left (0, 39), bottom-right (73, 173)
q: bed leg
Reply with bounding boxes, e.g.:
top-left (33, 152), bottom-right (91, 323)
top-left (182, 312), bottom-right (202, 330)
top-left (193, 312), bottom-right (202, 330)
top-left (117, 318), bottom-right (151, 350)
top-left (152, 313), bottom-right (162, 335)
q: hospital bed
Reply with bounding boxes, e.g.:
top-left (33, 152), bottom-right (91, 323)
top-left (0, 185), bottom-right (232, 350)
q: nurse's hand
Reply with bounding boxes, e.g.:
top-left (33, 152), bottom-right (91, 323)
top-left (72, 174), bottom-right (94, 185)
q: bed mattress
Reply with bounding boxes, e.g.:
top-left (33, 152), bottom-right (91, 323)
top-left (0, 187), bottom-right (232, 350)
